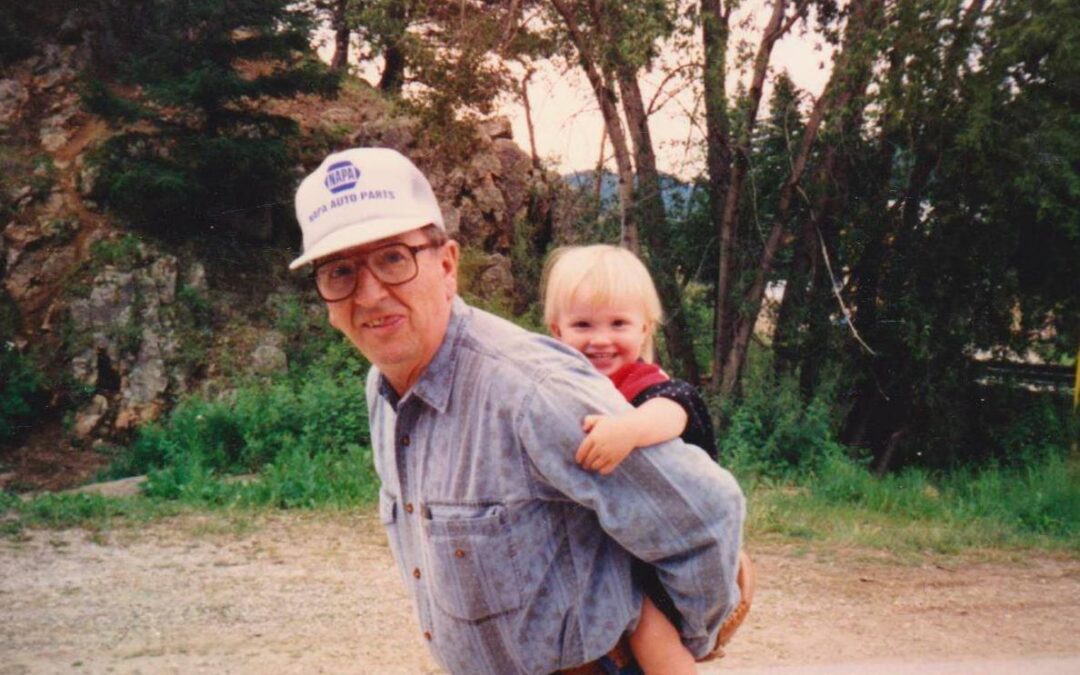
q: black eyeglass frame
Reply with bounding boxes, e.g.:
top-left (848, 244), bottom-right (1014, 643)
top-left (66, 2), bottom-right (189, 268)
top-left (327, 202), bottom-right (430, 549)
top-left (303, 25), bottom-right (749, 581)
top-left (311, 241), bottom-right (443, 302)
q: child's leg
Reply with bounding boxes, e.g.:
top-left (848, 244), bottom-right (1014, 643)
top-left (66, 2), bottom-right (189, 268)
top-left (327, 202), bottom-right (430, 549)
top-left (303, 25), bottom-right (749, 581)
top-left (628, 596), bottom-right (697, 674)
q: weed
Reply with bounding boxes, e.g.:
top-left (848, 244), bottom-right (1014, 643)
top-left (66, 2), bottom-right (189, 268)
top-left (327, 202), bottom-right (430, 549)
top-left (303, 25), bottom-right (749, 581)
top-left (89, 234), bottom-right (144, 271)
top-left (29, 154), bottom-right (57, 199)
top-left (0, 342), bottom-right (45, 442)
top-left (9, 493), bottom-right (180, 534)
top-left (101, 334), bottom-right (375, 510)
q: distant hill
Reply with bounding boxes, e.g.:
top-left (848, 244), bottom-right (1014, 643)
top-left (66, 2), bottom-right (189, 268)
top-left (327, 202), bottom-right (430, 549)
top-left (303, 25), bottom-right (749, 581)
top-left (562, 170), bottom-right (699, 212)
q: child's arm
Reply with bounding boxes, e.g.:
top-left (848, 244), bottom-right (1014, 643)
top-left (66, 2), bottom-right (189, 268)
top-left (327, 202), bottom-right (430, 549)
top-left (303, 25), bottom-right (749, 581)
top-left (575, 397), bottom-right (688, 474)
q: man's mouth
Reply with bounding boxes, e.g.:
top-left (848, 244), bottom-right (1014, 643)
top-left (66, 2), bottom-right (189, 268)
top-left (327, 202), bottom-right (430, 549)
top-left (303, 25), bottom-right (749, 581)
top-left (362, 315), bottom-right (400, 329)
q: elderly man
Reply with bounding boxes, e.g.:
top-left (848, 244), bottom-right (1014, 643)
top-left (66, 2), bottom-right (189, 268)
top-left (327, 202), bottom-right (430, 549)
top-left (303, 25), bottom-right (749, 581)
top-left (291, 147), bottom-right (749, 674)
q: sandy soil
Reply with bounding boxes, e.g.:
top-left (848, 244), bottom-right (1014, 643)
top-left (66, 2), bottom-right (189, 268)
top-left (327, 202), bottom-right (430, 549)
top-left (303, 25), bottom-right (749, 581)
top-left (1, 510), bottom-right (1077, 675)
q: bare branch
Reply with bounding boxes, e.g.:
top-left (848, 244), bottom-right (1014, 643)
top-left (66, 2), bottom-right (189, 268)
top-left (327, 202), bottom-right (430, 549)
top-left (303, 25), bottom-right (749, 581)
top-left (815, 224), bottom-right (877, 356)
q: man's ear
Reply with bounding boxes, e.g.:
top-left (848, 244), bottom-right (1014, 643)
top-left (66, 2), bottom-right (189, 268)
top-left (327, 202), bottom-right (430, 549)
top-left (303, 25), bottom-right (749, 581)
top-left (441, 240), bottom-right (460, 298)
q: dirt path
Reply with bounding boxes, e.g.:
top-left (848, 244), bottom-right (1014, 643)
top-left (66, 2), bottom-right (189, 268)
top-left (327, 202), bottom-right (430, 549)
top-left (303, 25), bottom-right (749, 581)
top-left (1, 510), bottom-right (1077, 674)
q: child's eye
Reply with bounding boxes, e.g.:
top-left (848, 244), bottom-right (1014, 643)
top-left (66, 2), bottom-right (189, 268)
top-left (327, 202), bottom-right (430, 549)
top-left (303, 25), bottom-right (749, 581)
top-left (571, 321), bottom-right (590, 329)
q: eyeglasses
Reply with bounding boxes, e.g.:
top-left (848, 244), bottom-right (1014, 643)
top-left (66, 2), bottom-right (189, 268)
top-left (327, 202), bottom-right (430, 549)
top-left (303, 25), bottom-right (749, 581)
top-left (312, 241), bottom-right (442, 302)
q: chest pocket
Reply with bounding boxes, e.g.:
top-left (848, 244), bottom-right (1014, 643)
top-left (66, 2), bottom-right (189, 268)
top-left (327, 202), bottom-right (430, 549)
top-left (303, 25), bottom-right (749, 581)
top-left (421, 503), bottom-right (523, 622)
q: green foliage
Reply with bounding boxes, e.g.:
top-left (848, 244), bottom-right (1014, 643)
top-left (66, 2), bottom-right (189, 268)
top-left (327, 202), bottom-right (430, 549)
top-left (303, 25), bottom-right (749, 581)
top-left (350, 0), bottom-right (552, 115)
top-left (170, 284), bottom-right (215, 376)
top-left (720, 349), bottom-right (849, 478)
top-left (79, 79), bottom-right (145, 122)
top-left (1, 492), bottom-right (180, 537)
top-left (0, 343), bottom-right (44, 442)
top-left (749, 452), bottom-right (1079, 553)
top-left (811, 451), bottom-right (1079, 544)
top-left (88, 233), bottom-right (144, 270)
top-left (269, 292), bottom-right (366, 375)
top-left (29, 154), bottom-right (57, 199)
top-left (104, 333), bottom-right (376, 508)
top-left (90, 131), bottom-right (294, 239)
top-left (86, 0), bottom-right (339, 238)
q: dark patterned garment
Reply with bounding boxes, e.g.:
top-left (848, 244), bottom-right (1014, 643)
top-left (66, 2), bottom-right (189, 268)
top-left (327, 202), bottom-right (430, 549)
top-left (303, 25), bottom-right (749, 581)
top-left (609, 361), bottom-right (718, 461)
top-left (368, 299), bottom-right (746, 674)
top-left (631, 380), bottom-right (718, 461)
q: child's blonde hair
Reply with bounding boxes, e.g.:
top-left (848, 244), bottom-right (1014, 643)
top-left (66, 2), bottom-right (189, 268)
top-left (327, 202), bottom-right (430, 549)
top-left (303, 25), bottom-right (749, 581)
top-left (541, 244), bottom-right (664, 362)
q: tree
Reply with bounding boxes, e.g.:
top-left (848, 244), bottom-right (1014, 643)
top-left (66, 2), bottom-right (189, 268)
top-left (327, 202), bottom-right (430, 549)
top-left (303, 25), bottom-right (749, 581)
top-left (85, 0), bottom-right (339, 239)
top-left (546, 0), bottom-right (702, 380)
top-left (832, 0), bottom-right (1080, 467)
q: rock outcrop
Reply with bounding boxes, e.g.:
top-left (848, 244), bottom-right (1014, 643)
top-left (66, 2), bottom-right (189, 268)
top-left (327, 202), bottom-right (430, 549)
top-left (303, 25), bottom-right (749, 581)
top-left (1, 37), bottom-right (571, 457)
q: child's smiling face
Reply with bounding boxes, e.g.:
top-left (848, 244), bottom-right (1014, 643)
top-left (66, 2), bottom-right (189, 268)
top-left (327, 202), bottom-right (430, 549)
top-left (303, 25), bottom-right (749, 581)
top-left (551, 299), bottom-right (651, 377)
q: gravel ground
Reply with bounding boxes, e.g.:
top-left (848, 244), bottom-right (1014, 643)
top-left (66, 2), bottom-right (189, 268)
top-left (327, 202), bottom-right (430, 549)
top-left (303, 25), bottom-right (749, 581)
top-left (1, 510), bottom-right (1077, 674)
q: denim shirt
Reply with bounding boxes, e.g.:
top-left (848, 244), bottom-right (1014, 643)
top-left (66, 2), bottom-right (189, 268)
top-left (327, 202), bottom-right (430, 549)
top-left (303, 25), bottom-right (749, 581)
top-left (367, 298), bottom-right (745, 675)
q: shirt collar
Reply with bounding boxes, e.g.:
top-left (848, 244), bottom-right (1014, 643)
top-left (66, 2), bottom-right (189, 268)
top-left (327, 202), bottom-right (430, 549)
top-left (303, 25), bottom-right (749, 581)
top-left (378, 296), bottom-right (466, 413)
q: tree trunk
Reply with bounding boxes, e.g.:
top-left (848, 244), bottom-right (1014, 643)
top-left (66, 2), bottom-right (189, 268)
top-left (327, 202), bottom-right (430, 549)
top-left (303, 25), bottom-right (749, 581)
top-left (328, 0), bottom-right (350, 72)
top-left (378, 3), bottom-right (409, 93)
top-left (772, 210), bottom-right (819, 375)
top-left (617, 64), bottom-right (701, 381)
top-left (549, 0), bottom-right (639, 253)
top-left (710, 0), bottom-right (803, 389)
top-left (519, 67), bottom-right (541, 169)
top-left (379, 43), bottom-right (407, 93)
top-left (702, 0), bottom-right (733, 384)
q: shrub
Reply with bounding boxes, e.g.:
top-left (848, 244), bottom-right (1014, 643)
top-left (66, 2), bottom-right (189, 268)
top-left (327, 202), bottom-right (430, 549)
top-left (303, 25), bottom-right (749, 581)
top-left (106, 335), bottom-right (376, 508)
top-left (0, 344), bottom-right (44, 442)
top-left (88, 233), bottom-right (144, 270)
top-left (720, 352), bottom-right (848, 478)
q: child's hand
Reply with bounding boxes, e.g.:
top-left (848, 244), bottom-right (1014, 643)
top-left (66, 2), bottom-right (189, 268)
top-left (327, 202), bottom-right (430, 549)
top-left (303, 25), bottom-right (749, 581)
top-left (575, 414), bottom-right (638, 475)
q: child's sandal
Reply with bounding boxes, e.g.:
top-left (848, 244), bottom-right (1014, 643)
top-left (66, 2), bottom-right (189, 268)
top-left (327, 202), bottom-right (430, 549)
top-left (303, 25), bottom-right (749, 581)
top-left (700, 549), bottom-right (755, 662)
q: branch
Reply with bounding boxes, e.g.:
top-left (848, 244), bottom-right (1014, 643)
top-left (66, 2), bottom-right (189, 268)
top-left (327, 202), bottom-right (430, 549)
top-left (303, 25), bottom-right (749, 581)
top-left (778, 0), bottom-right (813, 36)
top-left (816, 224), bottom-right (877, 356)
top-left (645, 62), bottom-right (698, 116)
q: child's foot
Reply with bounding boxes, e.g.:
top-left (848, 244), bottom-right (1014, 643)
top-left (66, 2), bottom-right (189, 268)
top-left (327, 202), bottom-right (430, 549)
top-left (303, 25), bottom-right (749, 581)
top-left (701, 550), bottom-right (755, 661)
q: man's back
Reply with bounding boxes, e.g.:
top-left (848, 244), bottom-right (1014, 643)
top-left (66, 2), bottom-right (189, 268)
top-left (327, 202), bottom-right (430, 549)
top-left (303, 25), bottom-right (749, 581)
top-left (367, 298), bottom-right (745, 674)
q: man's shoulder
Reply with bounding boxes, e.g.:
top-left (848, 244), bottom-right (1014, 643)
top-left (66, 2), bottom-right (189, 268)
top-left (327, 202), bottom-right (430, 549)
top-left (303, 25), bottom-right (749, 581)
top-left (457, 302), bottom-right (590, 378)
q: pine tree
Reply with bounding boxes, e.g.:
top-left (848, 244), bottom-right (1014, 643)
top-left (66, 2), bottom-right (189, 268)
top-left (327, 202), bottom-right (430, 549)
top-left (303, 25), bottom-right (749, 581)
top-left (86, 0), bottom-right (339, 239)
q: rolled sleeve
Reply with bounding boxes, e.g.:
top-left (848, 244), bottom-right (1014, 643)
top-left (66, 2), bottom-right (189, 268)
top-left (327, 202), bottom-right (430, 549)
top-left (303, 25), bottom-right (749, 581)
top-left (517, 368), bottom-right (746, 659)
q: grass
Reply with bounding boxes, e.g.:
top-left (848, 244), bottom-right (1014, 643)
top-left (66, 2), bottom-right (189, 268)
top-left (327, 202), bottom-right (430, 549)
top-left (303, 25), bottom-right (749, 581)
top-left (5, 445), bottom-right (1077, 561)
top-left (4, 319), bottom-right (1076, 557)
top-left (0, 491), bottom-right (182, 539)
top-left (745, 451), bottom-right (1080, 556)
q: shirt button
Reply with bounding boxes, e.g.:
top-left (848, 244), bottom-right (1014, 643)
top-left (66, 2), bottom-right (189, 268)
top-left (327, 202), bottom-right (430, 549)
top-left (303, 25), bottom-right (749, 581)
top-left (401, 435), bottom-right (410, 447)
top-left (412, 568), bottom-right (421, 579)
top-left (423, 631), bottom-right (432, 641)
top-left (404, 503), bottom-right (414, 514)
top-left (454, 549), bottom-right (466, 558)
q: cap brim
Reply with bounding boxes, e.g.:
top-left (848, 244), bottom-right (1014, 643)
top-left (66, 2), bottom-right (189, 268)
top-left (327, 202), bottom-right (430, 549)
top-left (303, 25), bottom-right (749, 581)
top-left (288, 217), bottom-right (435, 270)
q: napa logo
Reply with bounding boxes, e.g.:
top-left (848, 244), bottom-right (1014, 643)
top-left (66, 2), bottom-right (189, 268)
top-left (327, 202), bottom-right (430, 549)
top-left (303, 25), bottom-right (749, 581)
top-left (324, 160), bottom-right (360, 194)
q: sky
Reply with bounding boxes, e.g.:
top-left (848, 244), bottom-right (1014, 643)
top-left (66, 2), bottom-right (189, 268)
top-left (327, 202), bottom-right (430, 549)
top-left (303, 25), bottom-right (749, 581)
top-left (503, 6), bottom-right (833, 179)
top-left (317, 2), bottom-right (833, 180)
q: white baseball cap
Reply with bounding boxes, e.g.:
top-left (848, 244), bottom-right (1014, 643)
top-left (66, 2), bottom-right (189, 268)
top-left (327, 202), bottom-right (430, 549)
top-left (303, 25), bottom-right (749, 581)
top-left (289, 147), bottom-right (445, 270)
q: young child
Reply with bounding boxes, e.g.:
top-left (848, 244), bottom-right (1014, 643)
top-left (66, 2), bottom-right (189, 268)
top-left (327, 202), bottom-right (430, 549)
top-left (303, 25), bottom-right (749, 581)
top-left (542, 244), bottom-right (723, 673)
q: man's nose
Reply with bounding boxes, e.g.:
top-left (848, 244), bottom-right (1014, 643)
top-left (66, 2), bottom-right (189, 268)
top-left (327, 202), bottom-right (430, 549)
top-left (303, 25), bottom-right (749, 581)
top-left (351, 266), bottom-right (388, 306)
